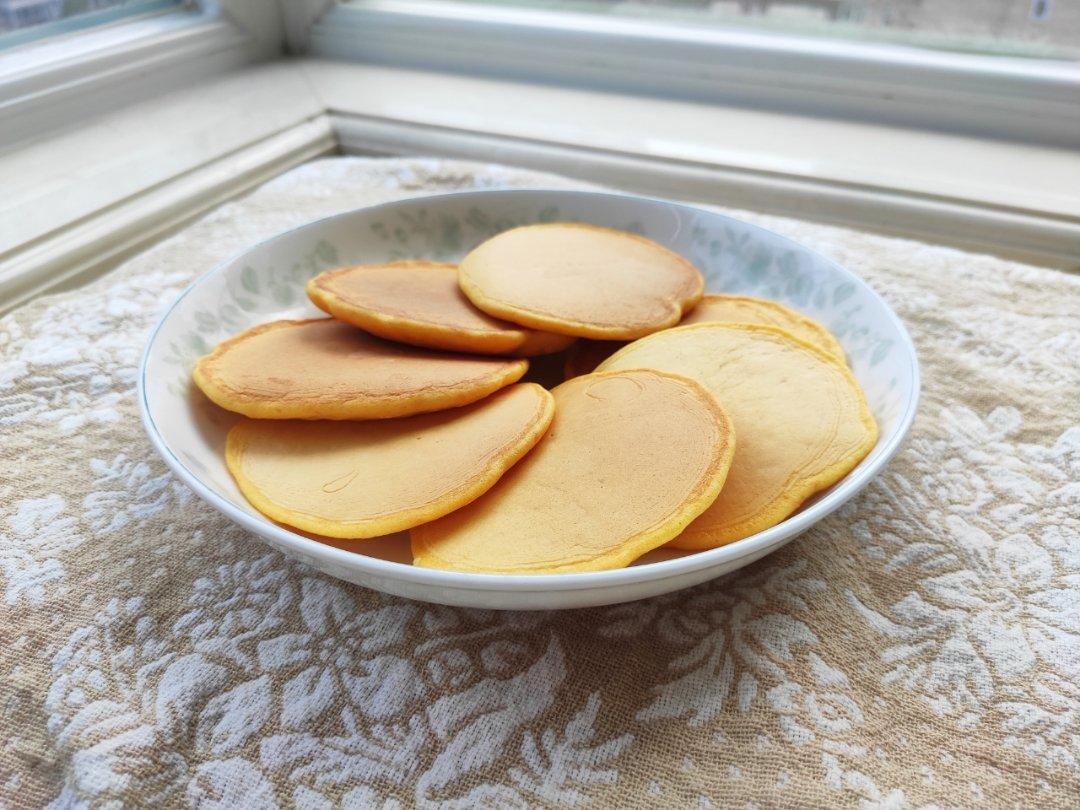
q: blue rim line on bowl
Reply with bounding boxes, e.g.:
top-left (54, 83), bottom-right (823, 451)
top-left (138, 188), bottom-right (921, 593)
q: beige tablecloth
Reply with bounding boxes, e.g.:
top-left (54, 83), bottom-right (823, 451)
top-left (2, 158), bottom-right (1077, 808)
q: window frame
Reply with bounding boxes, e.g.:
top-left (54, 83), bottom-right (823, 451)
top-left (0, 1), bottom-right (316, 313)
top-left (0, 0), bottom-right (282, 151)
top-left (0, 0), bottom-right (181, 50)
top-left (310, 0), bottom-right (1080, 149)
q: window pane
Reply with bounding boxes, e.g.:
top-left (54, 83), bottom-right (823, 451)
top-left (0, 0), bottom-right (182, 48)
top-left (352, 0), bottom-right (1080, 58)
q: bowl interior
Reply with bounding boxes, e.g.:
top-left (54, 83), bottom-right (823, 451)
top-left (142, 190), bottom-right (916, 577)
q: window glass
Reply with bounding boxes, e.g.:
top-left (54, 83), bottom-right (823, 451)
top-left (0, 0), bottom-right (182, 48)
top-left (346, 0), bottom-right (1080, 59)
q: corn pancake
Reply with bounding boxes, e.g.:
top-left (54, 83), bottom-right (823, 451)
top-left (564, 294), bottom-right (844, 378)
top-left (411, 369), bottom-right (735, 573)
top-left (307, 261), bottom-right (574, 356)
top-left (459, 223), bottom-right (703, 340)
top-left (193, 318), bottom-right (527, 420)
top-left (226, 384), bottom-right (554, 538)
top-left (683, 294), bottom-right (844, 361)
top-left (598, 323), bottom-right (877, 548)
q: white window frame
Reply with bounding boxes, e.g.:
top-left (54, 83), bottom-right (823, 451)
top-left (0, 0), bottom-right (283, 150)
top-left (0, 1), bottom-right (335, 312)
top-left (309, 0), bottom-right (1080, 149)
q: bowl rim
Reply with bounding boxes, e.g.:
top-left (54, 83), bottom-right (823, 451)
top-left (138, 188), bottom-right (921, 593)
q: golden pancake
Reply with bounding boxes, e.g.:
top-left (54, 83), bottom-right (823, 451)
top-left (563, 294), bottom-right (844, 378)
top-left (226, 383), bottom-right (554, 538)
top-left (193, 318), bottom-right (527, 420)
top-left (307, 261), bottom-right (575, 356)
top-left (598, 323), bottom-right (877, 549)
top-left (411, 369), bottom-right (736, 574)
top-left (459, 223), bottom-right (703, 340)
top-left (682, 294), bottom-right (844, 361)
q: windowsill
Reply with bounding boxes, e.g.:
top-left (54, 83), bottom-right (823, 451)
top-left (0, 63), bottom-right (334, 312)
top-left (1, 63), bottom-right (325, 256)
top-left (2, 57), bottom-right (1077, 312)
top-left (306, 60), bottom-right (1080, 224)
top-left (0, 6), bottom-right (264, 153)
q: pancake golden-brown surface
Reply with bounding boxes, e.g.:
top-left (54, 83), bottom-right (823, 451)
top-left (598, 323), bottom-right (877, 549)
top-left (411, 369), bottom-right (736, 573)
top-left (307, 261), bottom-right (574, 356)
top-left (226, 383), bottom-right (554, 538)
top-left (563, 294), bottom-right (845, 378)
top-left (458, 223), bottom-right (703, 340)
top-left (682, 294), bottom-right (844, 360)
top-left (193, 318), bottom-right (527, 420)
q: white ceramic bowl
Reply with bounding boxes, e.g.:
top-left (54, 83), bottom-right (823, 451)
top-left (139, 190), bottom-right (919, 609)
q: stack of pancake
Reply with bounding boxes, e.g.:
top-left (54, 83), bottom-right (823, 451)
top-left (193, 223), bottom-right (877, 574)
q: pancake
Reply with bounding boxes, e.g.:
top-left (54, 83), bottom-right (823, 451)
top-left (307, 261), bottom-right (575, 356)
top-left (458, 223), bottom-right (703, 340)
top-left (598, 323), bottom-right (877, 549)
top-left (226, 383), bottom-right (554, 538)
top-left (411, 369), bottom-right (735, 574)
top-left (563, 294), bottom-right (844, 378)
top-left (682, 294), bottom-right (844, 361)
top-left (193, 318), bottom-right (528, 420)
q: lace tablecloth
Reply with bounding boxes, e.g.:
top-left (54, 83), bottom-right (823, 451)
top-left (2, 158), bottom-right (1077, 808)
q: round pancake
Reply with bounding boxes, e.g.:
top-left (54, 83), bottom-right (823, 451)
top-left (307, 261), bottom-right (575, 356)
top-left (226, 383), bottom-right (554, 538)
top-left (193, 318), bottom-right (528, 420)
top-left (683, 294), bottom-right (844, 361)
top-left (412, 369), bottom-right (735, 574)
top-left (563, 294), bottom-right (844, 379)
top-left (598, 323), bottom-right (877, 549)
top-left (458, 223), bottom-right (703, 340)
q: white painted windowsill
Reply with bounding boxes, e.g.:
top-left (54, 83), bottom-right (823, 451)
top-left (2, 58), bottom-right (1077, 312)
top-left (307, 60), bottom-right (1080, 269)
top-left (0, 61), bottom-right (334, 312)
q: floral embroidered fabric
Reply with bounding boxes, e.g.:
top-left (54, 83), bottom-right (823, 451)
top-left (1, 158), bottom-right (1076, 808)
